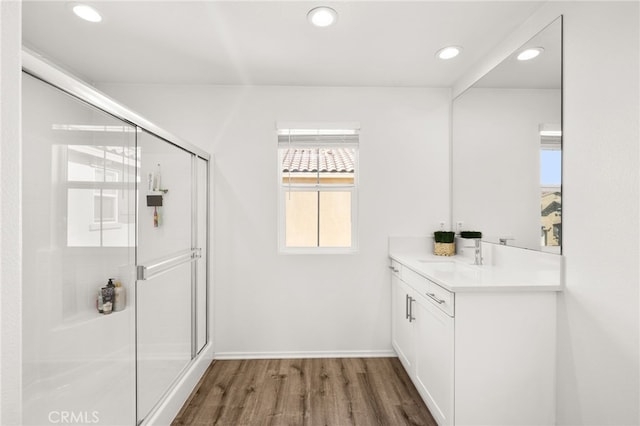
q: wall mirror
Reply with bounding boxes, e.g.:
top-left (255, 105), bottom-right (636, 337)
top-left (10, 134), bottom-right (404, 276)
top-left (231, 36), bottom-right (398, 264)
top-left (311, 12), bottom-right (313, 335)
top-left (452, 16), bottom-right (562, 253)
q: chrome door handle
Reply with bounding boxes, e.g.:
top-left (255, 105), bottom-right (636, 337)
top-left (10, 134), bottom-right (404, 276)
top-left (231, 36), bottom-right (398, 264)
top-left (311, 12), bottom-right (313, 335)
top-left (426, 292), bottom-right (445, 304)
top-left (137, 248), bottom-right (200, 280)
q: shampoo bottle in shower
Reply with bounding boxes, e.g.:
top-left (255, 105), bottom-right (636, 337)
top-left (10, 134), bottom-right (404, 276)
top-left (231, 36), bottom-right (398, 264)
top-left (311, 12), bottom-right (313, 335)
top-left (114, 281), bottom-right (126, 312)
top-left (153, 163), bottom-right (161, 191)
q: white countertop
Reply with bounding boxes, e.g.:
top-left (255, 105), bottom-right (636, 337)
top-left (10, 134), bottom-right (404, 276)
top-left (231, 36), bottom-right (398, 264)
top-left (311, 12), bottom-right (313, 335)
top-left (390, 251), bottom-right (563, 293)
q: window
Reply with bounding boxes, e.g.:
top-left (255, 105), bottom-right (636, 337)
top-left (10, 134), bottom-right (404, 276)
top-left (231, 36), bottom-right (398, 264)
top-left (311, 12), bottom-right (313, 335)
top-left (540, 133), bottom-right (562, 248)
top-left (278, 127), bottom-right (359, 253)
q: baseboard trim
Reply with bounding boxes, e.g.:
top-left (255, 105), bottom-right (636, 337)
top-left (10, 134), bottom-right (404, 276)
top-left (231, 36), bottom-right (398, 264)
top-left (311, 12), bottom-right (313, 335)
top-left (213, 349), bottom-right (397, 360)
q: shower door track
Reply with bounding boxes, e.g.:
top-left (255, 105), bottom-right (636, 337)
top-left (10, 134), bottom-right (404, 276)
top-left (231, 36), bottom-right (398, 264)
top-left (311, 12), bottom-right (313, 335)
top-left (21, 48), bottom-right (210, 162)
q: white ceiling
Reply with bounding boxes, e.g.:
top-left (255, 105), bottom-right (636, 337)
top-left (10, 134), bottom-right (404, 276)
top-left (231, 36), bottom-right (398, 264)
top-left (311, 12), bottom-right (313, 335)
top-left (22, 1), bottom-right (546, 87)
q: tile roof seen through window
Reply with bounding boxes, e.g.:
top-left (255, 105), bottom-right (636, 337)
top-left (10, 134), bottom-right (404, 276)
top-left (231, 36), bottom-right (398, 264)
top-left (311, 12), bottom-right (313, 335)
top-left (281, 148), bottom-right (355, 173)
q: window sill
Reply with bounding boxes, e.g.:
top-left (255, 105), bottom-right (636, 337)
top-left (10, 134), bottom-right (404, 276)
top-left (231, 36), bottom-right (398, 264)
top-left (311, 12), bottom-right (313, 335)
top-left (279, 246), bottom-right (359, 255)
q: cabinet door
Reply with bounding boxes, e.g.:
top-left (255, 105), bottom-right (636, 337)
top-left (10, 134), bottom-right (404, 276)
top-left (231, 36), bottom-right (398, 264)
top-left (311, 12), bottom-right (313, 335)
top-left (414, 296), bottom-right (455, 426)
top-left (391, 275), bottom-right (415, 373)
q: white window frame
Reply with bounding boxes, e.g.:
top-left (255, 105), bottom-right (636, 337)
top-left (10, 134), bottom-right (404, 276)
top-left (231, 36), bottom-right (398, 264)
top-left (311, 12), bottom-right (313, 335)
top-left (277, 125), bottom-right (359, 254)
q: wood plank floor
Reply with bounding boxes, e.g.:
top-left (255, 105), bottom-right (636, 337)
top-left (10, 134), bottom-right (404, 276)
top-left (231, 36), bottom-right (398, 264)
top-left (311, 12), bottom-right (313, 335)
top-left (172, 357), bottom-right (437, 426)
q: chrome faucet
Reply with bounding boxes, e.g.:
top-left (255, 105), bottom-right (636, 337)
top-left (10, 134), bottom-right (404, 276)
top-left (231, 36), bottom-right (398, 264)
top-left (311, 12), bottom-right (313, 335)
top-left (499, 237), bottom-right (514, 246)
top-left (473, 239), bottom-right (483, 265)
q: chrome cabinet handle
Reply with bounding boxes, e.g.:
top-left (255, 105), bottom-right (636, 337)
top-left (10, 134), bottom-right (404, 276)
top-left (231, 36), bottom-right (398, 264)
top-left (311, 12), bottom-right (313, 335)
top-left (405, 294), bottom-right (410, 319)
top-left (408, 297), bottom-right (415, 323)
top-left (388, 265), bottom-right (399, 273)
top-left (426, 292), bottom-right (445, 304)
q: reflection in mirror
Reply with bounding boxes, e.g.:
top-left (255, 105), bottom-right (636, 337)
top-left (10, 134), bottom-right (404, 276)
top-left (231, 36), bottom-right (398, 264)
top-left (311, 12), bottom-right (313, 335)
top-left (452, 17), bottom-right (562, 253)
top-left (540, 123), bottom-right (561, 251)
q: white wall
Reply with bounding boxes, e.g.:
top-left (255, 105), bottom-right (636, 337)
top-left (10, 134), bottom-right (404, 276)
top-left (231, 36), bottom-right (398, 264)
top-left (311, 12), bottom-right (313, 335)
top-left (559, 3), bottom-right (639, 423)
top-left (0, 1), bottom-right (22, 424)
top-left (455, 2), bottom-right (640, 424)
top-left (452, 88), bottom-right (561, 249)
top-left (98, 83), bottom-right (451, 357)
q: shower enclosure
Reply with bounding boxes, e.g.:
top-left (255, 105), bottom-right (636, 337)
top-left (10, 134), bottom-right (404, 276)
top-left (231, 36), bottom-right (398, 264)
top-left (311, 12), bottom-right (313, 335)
top-left (21, 50), bottom-right (210, 425)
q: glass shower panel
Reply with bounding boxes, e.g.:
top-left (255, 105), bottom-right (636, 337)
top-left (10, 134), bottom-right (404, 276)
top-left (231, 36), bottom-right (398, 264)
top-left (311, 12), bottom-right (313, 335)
top-left (196, 157), bottom-right (208, 353)
top-left (136, 262), bottom-right (192, 419)
top-left (136, 130), bottom-right (193, 422)
top-left (21, 73), bottom-right (137, 425)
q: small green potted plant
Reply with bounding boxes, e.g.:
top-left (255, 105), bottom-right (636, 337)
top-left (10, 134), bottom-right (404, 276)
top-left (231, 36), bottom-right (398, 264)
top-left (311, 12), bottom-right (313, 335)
top-left (434, 231), bottom-right (455, 256)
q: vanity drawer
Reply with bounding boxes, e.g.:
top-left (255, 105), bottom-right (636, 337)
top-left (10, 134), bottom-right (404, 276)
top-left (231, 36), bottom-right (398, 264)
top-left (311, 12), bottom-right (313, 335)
top-left (389, 259), bottom-right (402, 278)
top-left (403, 267), bottom-right (454, 317)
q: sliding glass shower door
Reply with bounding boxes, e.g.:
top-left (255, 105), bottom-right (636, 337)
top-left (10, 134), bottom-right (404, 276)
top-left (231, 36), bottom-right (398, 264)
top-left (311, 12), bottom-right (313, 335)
top-left (22, 55), bottom-right (210, 426)
top-left (22, 73), bottom-right (137, 426)
top-left (136, 131), bottom-right (195, 422)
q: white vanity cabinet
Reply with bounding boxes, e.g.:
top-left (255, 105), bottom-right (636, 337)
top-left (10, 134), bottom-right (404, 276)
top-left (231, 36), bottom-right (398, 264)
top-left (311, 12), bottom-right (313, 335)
top-left (390, 261), bottom-right (415, 372)
top-left (392, 264), bottom-right (454, 425)
top-left (413, 292), bottom-right (454, 426)
top-left (389, 257), bottom-right (557, 426)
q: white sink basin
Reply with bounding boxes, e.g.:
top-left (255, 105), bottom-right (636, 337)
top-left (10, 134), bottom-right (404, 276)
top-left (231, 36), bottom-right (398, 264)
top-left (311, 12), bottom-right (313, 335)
top-left (415, 260), bottom-right (481, 278)
top-left (418, 259), bottom-right (474, 267)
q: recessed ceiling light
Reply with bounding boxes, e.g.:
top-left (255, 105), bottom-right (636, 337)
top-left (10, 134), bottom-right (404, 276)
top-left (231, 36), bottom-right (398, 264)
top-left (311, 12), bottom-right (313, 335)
top-left (517, 47), bottom-right (544, 61)
top-left (307, 7), bottom-right (338, 28)
top-left (436, 46), bottom-right (463, 60)
top-left (70, 3), bottom-right (102, 23)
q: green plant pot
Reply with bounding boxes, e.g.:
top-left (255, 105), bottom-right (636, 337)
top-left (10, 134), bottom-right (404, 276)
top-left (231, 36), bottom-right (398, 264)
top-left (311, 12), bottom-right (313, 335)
top-left (434, 231), bottom-right (455, 243)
